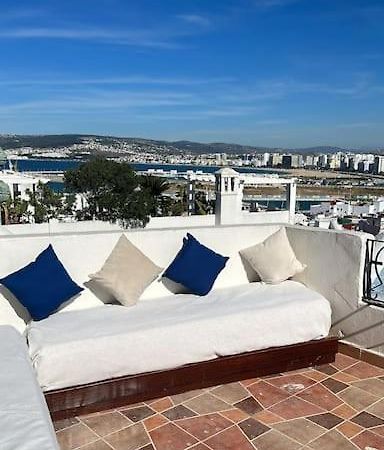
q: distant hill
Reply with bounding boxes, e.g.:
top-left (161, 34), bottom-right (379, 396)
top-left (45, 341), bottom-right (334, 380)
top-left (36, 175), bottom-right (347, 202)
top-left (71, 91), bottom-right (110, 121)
top-left (0, 134), bottom-right (378, 154)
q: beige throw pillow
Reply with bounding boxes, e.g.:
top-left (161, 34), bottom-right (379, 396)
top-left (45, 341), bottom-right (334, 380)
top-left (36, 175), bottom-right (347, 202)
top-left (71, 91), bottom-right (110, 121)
top-left (89, 235), bottom-right (162, 306)
top-left (239, 227), bottom-right (306, 284)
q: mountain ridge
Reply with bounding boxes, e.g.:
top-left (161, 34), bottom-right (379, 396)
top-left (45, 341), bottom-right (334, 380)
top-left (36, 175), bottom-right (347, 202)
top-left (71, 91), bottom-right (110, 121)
top-left (0, 134), bottom-right (379, 154)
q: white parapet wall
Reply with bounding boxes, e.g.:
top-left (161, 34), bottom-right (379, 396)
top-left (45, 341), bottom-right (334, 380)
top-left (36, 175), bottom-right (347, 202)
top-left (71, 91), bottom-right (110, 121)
top-left (147, 211), bottom-right (290, 229)
top-left (0, 210), bottom-right (290, 234)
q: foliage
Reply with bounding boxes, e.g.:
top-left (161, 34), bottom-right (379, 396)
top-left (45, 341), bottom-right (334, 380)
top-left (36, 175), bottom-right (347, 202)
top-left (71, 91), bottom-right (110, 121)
top-left (2, 197), bottom-right (29, 224)
top-left (195, 191), bottom-right (214, 215)
top-left (140, 175), bottom-right (170, 216)
top-left (26, 182), bottom-right (64, 223)
top-left (65, 158), bottom-right (153, 227)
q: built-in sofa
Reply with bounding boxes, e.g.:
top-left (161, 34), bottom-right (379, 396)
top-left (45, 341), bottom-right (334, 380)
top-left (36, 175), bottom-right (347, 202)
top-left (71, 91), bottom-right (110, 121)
top-left (0, 223), bottom-right (369, 438)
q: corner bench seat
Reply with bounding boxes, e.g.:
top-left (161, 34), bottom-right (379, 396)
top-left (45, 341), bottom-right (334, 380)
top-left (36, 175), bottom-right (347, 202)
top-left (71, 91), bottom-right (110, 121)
top-left (0, 326), bottom-right (59, 450)
top-left (27, 280), bottom-right (332, 392)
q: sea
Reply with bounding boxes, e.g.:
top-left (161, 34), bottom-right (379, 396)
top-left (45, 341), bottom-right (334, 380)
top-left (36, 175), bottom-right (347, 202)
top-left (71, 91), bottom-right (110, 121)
top-left (8, 158), bottom-right (325, 212)
top-left (10, 158), bottom-right (282, 175)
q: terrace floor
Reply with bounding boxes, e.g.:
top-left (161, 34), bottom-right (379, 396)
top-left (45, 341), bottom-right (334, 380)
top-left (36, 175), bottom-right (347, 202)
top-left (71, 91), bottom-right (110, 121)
top-left (54, 353), bottom-right (384, 450)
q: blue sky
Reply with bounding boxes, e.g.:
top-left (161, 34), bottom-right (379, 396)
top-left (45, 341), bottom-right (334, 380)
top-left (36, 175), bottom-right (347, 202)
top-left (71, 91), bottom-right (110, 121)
top-left (0, 0), bottom-right (383, 148)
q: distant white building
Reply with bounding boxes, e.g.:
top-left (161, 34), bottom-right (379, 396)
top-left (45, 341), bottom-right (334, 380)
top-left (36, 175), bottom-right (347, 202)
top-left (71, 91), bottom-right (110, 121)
top-left (0, 170), bottom-right (49, 201)
top-left (310, 199), bottom-right (384, 218)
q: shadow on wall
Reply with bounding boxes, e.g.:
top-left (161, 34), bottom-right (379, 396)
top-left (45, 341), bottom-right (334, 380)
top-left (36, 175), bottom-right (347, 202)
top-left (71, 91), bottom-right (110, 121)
top-left (332, 304), bottom-right (384, 352)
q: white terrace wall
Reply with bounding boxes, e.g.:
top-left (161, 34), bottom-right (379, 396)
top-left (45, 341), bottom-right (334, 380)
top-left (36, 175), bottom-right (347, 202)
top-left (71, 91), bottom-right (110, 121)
top-left (0, 210), bottom-right (290, 235)
top-left (287, 227), bottom-right (384, 355)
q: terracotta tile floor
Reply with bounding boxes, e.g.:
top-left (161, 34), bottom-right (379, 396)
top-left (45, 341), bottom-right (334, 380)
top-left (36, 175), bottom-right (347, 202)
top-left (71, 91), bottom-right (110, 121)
top-left (55, 354), bottom-right (384, 450)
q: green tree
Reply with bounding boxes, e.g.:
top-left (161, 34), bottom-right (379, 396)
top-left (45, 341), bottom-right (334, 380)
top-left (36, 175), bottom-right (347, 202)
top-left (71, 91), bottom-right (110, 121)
top-left (140, 175), bottom-right (170, 216)
top-left (64, 158), bottom-right (153, 228)
top-left (26, 182), bottom-right (63, 223)
top-left (4, 197), bottom-right (30, 224)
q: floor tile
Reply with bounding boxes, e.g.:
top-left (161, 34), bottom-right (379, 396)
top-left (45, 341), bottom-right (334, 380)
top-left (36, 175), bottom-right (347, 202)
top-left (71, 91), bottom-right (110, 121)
top-left (220, 408), bottom-right (249, 423)
top-left (268, 396), bottom-right (324, 420)
top-left (343, 361), bottom-right (384, 379)
top-left (140, 445), bottom-right (155, 450)
top-left (121, 405), bottom-right (155, 422)
top-left (163, 405), bottom-right (197, 421)
top-left (54, 417), bottom-right (79, 432)
top-left (321, 377), bottom-right (348, 394)
top-left (56, 352), bottom-right (384, 450)
top-left (150, 423), bottom-right (198, 450)
top-left (371, 424), bottom-right (384, 436)
top-left (282, 367), bottom-right (312, 376)
top-left (252, 429), bottom-right (301, 450)
top-left (315, 364), bottom-right (338, 375)
top-left (253, 410), bottom-right (283, 425)
top-left (240, 378), bottom-right (259, 387)
top-left (273, 418), bottom-right (324, 445)
top-left (184, 393), bottom-right (230, 415)
top-left (211, 382), bottom-right (249, 404)
top-left (336, 421), bottom-right (363, 439)
top-left (351, 378), bottom-right (384, 397)
top-left (104, 423), bottom-right (150, 450)
top-left (79, 441), bottom-right (114, 450)
top-left (267, 373), bottom-right (315, 394)
top-left (234, 396), bottom-right (263, 415)
top-left (171, 389), bottom-right (205, 405)
top-left (308, 429), bottom-right (359, 450)
top-left (307, 412), bottom-right (344, 429)
top-left (143, 414), bottom-right (169, 431)
top-left (351, 411), bottom-right (384, 428)
top-left (56, 423), bottom-right (99, 450)
top-left (247, 380), bottom-right (290, 407)
top-left (338, 386), bottom-right (379, 411)
top-left (82, 411), bottom-right (131, 437)
top-left (352, 429), bottom-right (384, 450)
top-left (297, 383), bottom-right (343, 410)
top-left (332, 354), bottom-right (359, 370)
top-left (150, 397), bottom-right (174, 413)
top-left (205, 425), bottom-right (255, 450)
top-left (305, 370), bottom-right (329, 382)
top-left (331, 372), bottom-right (359, 384)
top-left (177, 413), bottom-right (232, 440)
top-left (367, 399), bottom-right (384, 419)
top-left (238, 418), bottom-right (270, 440)
top-left (332, 403), bottom-right (359, 420)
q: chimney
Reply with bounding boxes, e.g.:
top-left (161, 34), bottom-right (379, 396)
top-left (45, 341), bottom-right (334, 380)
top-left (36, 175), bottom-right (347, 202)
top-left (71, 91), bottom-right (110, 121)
top-left (215, 168), bottom-right (243, 226)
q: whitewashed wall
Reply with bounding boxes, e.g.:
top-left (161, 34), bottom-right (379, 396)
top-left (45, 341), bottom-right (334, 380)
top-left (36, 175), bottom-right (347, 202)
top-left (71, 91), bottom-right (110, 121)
top-left (0, 210), bottom-right (290, 235)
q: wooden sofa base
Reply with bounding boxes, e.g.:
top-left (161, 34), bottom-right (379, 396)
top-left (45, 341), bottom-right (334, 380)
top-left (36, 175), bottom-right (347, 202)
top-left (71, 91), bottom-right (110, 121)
top-left (45, 336), bottom-right (338, 420)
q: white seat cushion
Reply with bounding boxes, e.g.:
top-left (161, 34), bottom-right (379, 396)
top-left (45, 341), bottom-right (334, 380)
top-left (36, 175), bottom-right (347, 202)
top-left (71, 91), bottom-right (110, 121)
top-left (27, 281), bottom-right (332, 392)
top-left (0, 326), bottom-right (59, 450)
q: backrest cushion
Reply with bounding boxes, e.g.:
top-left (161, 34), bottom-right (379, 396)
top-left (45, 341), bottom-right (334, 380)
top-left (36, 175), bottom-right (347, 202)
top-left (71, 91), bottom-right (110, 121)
top-left (163, 233), bottom-right (229, 296)
top-left (0, 224), bottom-right (281, 311)
top-left (239, 227), bottom-right (306, 284)
top-left (0, 245), bottom-right (83, 321)
top-left (89, 235), bottom-right (163, 306)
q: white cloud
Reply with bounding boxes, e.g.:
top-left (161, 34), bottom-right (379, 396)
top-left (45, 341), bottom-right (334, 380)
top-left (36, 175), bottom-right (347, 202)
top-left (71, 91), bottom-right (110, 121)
top-left (0, 75), bottom-right (234, 87)
top-left (0, 27), bottom-right (182, 48)
top-left (177, 14), bottom-right (211, 27)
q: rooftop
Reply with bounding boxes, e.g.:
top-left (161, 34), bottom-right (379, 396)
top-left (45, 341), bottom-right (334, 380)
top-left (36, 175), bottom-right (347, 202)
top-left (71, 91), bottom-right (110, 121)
top-left (55, 352), bottom-right (384, 450)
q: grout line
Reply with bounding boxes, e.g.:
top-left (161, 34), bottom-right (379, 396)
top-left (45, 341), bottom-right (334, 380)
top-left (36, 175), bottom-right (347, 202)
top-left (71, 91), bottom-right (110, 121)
top-left (58, 359), bottom-right (384, 450)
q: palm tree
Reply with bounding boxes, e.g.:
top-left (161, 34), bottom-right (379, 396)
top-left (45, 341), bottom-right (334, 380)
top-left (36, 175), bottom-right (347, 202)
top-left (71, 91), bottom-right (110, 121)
top-left (140, 175), bottom-right (170, 217)
top-left (140, 175), bottom-right (169, 197)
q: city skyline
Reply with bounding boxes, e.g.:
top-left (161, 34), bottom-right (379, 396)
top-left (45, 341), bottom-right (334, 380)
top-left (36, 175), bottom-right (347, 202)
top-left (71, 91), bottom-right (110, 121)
top-left (0, 0), bottom-right (383, 148)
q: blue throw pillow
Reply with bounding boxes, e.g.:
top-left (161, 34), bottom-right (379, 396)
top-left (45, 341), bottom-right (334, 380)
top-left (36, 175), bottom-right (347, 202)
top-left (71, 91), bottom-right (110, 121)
top-left (163, 233), bottom-right (229, 296)
top-left (0, 244), bottom-right (83, 321)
